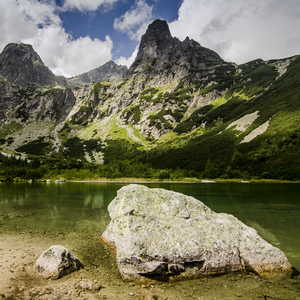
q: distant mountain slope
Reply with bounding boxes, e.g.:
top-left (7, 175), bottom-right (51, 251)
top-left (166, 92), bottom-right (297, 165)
top-left (67, 60), bottom-right (128, 88)
top-left (0, 20), bottom-right (299, 180)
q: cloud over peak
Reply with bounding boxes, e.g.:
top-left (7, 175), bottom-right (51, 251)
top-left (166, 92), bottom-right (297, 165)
top-left (0, 0), bottom-right (115, 77)
top-left (113, 0), bottom-right (154, 41)
top-left (170, 0), bottom-right (300, 64)
top-left (1, 0), bottom-right (300, 76)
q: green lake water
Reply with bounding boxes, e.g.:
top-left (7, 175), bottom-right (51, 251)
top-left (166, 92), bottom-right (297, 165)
top-left (0, 182), bottom-right (299, 270)
top-left (0, 182), bottom-right (299, 299)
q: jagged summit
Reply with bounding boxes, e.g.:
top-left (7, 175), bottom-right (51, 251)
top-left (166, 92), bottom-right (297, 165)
top-left (0, 43), bottom-right (62, 87)
top-left (128, 19), bottom-right (223, 79)
top-left (139, 19), bottom-right (173, 52)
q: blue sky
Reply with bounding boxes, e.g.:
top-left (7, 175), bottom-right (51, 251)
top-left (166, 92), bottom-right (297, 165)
top-left (57, 0), bottom-right (182, 59)
top-left (0, 0), bottom-right (300, 77)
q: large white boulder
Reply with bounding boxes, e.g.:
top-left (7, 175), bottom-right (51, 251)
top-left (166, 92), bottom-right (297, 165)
top-left (101, 184), bottom-right (293, 281)
top-left (34, 245), bottom-right (83, 279)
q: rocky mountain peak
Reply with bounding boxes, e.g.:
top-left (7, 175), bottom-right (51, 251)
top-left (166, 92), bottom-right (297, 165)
top-left (1, 43), bottom-right (39, 60)
top-left (0, 43), bottom-right (61, 86)
top-left (127, 20), bottom-right (174, 75)
top-left (140, 19), bottom-right (173, 49)
top-left (128, 19), bottom-right (223, 80)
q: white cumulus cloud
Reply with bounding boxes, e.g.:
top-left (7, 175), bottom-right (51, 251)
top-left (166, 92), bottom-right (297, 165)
top-left (169, 0), bottom-right (300, 64)
top-left (61, 0), bottom-right (120, 12)
top-left (115, 45), bottom-right (139, 68)
top-left (113, 0), bottom-right (154, 41)
top-left (0, 0), bottom-right (60, 46)
top-left (52, 36), bottom-right (113, 77)
top-left (0, 0), bottom-right (114, 77)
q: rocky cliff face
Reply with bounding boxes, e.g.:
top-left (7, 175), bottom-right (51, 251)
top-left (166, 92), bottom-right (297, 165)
top-left (128, 19), bottom-right (223, 83)
top-left (0, 21), bottom-right (233, 144)
top-left (0, 43), bottom-right (75, 152)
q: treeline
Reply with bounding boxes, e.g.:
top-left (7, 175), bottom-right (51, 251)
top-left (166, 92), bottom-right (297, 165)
top-left (1, 149), bottom-right (299, 182)
top-left (0, 154), bottom-right (47, 181)
top-left (46, 159), bottom-right (199, 181)
top-left (1, 131), bottom-right (299, 182)
top-left (0, 154), bottom-right (199, 182)
top-left (1, 154), bottom-right (299, 182)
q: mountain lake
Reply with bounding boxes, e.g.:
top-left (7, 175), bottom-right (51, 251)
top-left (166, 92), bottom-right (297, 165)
top-left (0, 182), bottom-right (299, 299)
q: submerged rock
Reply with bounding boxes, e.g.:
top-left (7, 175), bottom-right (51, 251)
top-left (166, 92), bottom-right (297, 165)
top-left (78, 279), bottom-right (101, 291)
top-left (101, 184), bottom-right (293, 281)
top-left (34, 245), bottom-right (83, 279)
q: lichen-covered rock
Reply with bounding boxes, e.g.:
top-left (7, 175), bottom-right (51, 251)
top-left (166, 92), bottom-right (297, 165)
top-left (101, 184), bottom-right (293, 281)
top-left (34, 245), bottom-right (83, 279)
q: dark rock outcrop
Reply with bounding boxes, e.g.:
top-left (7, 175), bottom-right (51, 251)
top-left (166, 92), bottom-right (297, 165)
top-left (0, 44), bottom-right (76, 127)
top-left (0, 43), bottom-right (65, 87)
top-left (128, 19), bottom-right (223, 80)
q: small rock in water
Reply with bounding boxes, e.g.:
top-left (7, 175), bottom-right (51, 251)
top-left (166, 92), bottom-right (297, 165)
top-left (34, 245), bottom-right (83, 279)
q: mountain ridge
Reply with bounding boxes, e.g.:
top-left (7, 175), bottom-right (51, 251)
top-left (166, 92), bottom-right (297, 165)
top-left (67, 60), bottom-right (128, 88)
top-left (0, 19), bottom-right (299, 181)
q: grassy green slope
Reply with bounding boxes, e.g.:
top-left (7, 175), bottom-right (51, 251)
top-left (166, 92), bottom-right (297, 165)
top-left (149, 56), bottom-right (300, 180)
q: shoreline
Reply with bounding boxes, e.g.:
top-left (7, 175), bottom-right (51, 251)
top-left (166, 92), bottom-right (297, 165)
top-left (1, 183), bottom-right (300, 299)
top-left (3, 177), bottom-right (300, 184)
top-left (1, 231), bottom-right (300, 300)
top-left (70, 179), bottom-right (300, 184)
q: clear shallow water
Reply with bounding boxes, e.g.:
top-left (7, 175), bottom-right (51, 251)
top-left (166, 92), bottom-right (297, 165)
top-left (0, 181), bottom-right (299, 271)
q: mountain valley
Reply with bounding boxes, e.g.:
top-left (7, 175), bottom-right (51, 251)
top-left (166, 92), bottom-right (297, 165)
top-left (0, 20), bottom-right (299, 181)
